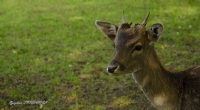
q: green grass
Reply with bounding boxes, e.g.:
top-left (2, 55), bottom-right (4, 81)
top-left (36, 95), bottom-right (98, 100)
top-left (0, 0), bottom-right (200, 109)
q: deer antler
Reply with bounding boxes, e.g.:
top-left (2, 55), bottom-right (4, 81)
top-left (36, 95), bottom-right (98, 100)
top-left (142, 12), bottom-right (150, 26)
top-left (122, 10), bottom-right (125, 23)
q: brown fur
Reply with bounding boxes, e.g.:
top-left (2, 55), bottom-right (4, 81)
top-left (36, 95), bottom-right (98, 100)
top-left (95, 12), bottom-right (200, 110)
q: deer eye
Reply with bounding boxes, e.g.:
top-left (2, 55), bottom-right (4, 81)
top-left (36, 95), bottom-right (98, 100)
top-left (135, 45), bottom-right (143, 51)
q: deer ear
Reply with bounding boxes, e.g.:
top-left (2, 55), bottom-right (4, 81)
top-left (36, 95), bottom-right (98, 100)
top-left (148, 23), bottom-right (163, 43)
top-left (95, 20), bottom-right (118, 41)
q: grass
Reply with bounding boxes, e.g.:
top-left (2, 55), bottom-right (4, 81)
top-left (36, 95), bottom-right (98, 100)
top-left (0, 0), bottom-right (200, 109)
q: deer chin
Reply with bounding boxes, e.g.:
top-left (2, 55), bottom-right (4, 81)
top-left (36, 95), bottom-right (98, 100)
top-left (108, 72), bottom-right (123, 76)
top-left (108, 67), bottom-right (141, 76)
top-left (107, 68), bottom-right (126, 76)
top-left (107, 70), bottom-right (125, 76)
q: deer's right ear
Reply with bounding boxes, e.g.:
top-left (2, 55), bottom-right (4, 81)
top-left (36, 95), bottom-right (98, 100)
top-left (95, 20), bottom-right (118, 41)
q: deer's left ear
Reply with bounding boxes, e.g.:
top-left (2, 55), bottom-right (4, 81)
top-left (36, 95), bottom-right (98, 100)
top-left (148, 23), bottom-right (163, 43)
top-left (95, 20), bottom-right (118, 41)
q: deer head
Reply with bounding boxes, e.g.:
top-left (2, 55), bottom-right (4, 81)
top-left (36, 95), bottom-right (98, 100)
top-left (95, 11), bottom-right (163, 75)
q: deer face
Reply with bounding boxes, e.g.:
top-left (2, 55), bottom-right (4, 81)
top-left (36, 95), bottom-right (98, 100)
top-left (95, 12), bottom-right (163, 75)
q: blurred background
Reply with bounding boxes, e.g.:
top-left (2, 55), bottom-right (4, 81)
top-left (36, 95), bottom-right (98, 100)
top-left (0, 0), bottom-right (200, 109)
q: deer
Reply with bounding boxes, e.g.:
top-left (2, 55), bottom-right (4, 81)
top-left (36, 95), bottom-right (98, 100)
top-left (95, 11), bottom-right (200, 110)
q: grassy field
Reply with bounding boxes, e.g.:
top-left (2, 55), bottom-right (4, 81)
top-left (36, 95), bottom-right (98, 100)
top-left (0, 0), bottom-right (200, 109)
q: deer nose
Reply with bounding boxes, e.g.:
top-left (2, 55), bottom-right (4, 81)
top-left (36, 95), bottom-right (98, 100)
top-left (107, 66), bottom-right (118, 73)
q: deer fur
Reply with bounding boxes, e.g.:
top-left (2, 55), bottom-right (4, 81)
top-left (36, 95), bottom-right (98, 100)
top-left (95, 11), bottom-right (200, 110)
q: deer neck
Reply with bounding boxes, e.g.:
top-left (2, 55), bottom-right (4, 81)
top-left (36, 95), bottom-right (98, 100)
top-left (132, 47), bottom-right (180, 109)
top-left (132, 47), bottom-right (169, 86)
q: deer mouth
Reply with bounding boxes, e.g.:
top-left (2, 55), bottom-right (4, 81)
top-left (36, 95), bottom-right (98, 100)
top-left (107, 64), bottom-right (141, 76)
top-left (107, 65), bottom-right (128, 76)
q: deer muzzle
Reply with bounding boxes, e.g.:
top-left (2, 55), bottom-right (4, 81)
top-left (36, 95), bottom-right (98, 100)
top-left (107, 60), bottom-right (125, 75)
